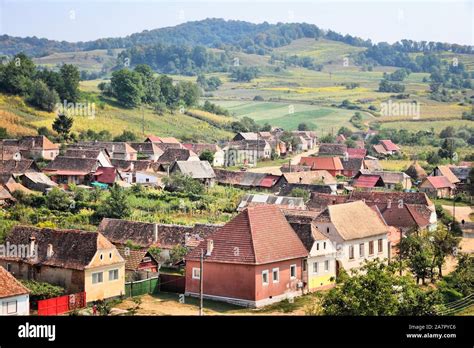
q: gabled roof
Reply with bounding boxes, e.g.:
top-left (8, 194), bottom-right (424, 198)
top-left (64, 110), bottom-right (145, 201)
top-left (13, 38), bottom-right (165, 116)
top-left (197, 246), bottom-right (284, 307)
top-left (237, 194), bottom-right (305, 211)
top-left (5, 136), bottom-right (58, 151)
top-left (234, 132), bottom-right (258, 141)
top-left (0, 160), bottom-right (38, 174)
top-left (353, 175), bottom-right (384, 188)
top-left (145, 136), bottom-right (180, 144)
top-left (98, 218), bottom-right (222, 249)
top-left (380, 140), bottom-right (400, 152)
top-left (77, 142), bottom-right (137, 154)
top-left (171, 160), bottom-right (215, 179)
top-left (110, 159), bottom-right (153, 172)
top-left (158, 148), bottom-right (199, 164)
top-left (363, 159), bottom-right (383, 171)
top-left (372, 171), bottom-right (410, 185)
top-left (449, 166), bottom-right (470, 181)
top-left (64, 148), bottom-right (109, 160)
top-left (129, 142), bottom-right (164, 156)
top-left (377, 203), bottom-right (430, 230)
top-left (282, 170), bottom-right (336, 185)
top-left (182, 143), bottom-right (221, 156)
top-left (0, 186), bottom-right (14, 201)
top-left (315, 201), bottom-right (388, 241)
top-left (422, 176), bottom-right (455, 189)
top-left (3, 226), bottom-right (118, 270)
top-left (347, 148), bottom-right (367, 159)
top-left (214, 169), bottom-right (281, 188)
top-left (0, 144), bottom-right (22, 160)
top-left (373, 144), bottom-right (388, 155)
top-left (0, 266), bottom-right (29, 299)
top-left (318, 143), bottom-right (347, 157)
top-left (341, 158), bottom-right (364, 173)
top-left (224, 139), bottom-right (270, 151)
top-left (116, 248), bottom-right (158, 271)
top-left (434, 166), bottom-right (460, 184)
top-left (186, 206), bottom-right (308, 264)
top-left (44, 157), bottom-right (99, 175)
top-left (22, 172), bottom-right (57, 187)
top-left (94, 167), bottom-right (118, 184)
top-left (299, 157), bottom-right (343, 171)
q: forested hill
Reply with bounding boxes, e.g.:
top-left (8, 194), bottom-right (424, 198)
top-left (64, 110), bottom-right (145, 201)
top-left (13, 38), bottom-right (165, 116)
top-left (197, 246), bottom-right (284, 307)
top-left (2, 18), bottom-right (472, 58)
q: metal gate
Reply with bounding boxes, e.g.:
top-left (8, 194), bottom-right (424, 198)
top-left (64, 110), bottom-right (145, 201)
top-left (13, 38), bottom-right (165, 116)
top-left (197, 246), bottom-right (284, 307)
top-left (37, 292), bottom-right (86, 316)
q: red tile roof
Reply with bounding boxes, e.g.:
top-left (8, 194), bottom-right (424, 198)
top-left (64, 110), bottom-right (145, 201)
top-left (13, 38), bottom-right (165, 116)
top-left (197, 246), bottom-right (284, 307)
top-left (299, 157), bottom-right (343, 171)
top-left (423, 176), bottom-right (455, 189)
top-left (380, 140), bottom-right (400, 152)
top-left (94, 167), bottom-right (117, 184)
top-left (0, 266), bottom-right (29, 299)
top-left (353, 175), bottom-right (383, 188)
top-left (259, 175), bottom-right (281, 188)
top-left (186, 205), bottom-right (308, 264)
top-left (347, 148), bottom-right (367, 159)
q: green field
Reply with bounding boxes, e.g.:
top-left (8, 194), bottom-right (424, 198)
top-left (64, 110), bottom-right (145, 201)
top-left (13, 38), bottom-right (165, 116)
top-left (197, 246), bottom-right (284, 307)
top-left (212, 99), bottom-right (372, 132)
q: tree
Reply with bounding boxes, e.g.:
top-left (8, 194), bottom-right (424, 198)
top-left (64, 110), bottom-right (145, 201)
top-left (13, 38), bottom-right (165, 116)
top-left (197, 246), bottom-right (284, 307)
top-left (322, 259), bottom-right (441, 315)
top-left (438, 138), bottom-right (456, 160)
top-left (52, 114), bottom-right (73, 141)
top-left (110, 69), bottom-right (144, 108)
top-left (298, 123), bottom-right (309, 131)
top-left (58, 64), bottom-right (80, 102)
top-left (199, 149), bottom-right (214, 164)
top-left (113, 130), bottom-right (137, 142)
top-left (163, 173), bottom-right (204, 195)
top-left (289, 188), bottom-right (310, 201)
top-left (95, 185), bottom-right (131, 219)
top-left (0, 53), bottom-right (36, 95)
top-left (399, 230), bottom-right (434, 284)
top-left (0, 127), bottom-right (9, 139)
top-left (431, 225), bottom-right (460, 278)
top-left (45, 187), bottom-right (74, 211)
top-left (27, 80), bottom-right (59, 112)
top-left (338, 126), bottom-right (353, 138)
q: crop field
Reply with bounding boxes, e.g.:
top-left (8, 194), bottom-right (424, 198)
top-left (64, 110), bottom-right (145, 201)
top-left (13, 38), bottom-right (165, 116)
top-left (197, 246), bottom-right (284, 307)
top-left (212, 99), bottom-right (372, 132)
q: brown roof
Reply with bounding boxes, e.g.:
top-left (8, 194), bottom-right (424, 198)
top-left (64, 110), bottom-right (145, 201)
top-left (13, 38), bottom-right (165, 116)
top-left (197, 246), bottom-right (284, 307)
top-left (377, 203), bottom-right (430, 230)
top-left (363, 159), bottom-right (382, 171)
top-left (373, 144), bottom-right (388, 155)
top-left (349, 191), bottom-right (433, 206)
top-left (110, 159), bottom-right (153, 172)
top-left (44, 157), bottom-right (99, 174)
top-left (3, 226), bottom-right (116, 270)
top-left (98, 218), bottom-right (222, 249)
top-left (224, 139), bottom-right (270, 151)
top-left (0, 160), bottom-right (38, 174)
top-left (0, 266), bottom-right (29, 298)
top-left (158, 148), bottom-right (198, 164)
top-left (64, 148), bottom-right (109, 160)
top-left (186, 205), bottom-right (308, 264)
top-left (3, 136), bottom-right (58, 151)
top-left (282, 170), bottom-right (336, 185)
top-left (341, 158), bottom-right (364, 172)
top-left (315, 201), bottom-right (388, 240)
top-left (299, 157), bottom-right (343, 171)
top-left (318, 143), bottom-right (347, 157)
top-left (130, 142), bottom-right (164, 156)
top-left (77, 141), bottom-right (137, 155)
top-left (0, 145), bottom-right (22, 160)
top-left (183, 143), bottom-right (221, 156)
top-left (116, 248), bottom-right (158, 271)
top-left (421, 176), bottom-right (455, 189)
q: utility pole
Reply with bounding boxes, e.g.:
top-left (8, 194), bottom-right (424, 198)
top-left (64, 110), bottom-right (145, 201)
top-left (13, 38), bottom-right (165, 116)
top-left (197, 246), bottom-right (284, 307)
top-left (199, 248), bottom-right (204, 316)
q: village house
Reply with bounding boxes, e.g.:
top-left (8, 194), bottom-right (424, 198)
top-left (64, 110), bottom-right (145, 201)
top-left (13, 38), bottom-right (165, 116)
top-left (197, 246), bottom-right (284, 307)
top-left (0, 173), bottom-right (32, 197)
top-left (214, 169), bottom-right (282, 190)
top-left (110, 159), bottom-right (164, 186)
top-left (430, 165), bottom-right (460, 185)
top-left (405, 161), bottom-right (428, 182)
top-left (280, 164), bottom-right (312, 173)
top-left (169, 160), bottom-right (216, 187)
top-left (353, 170), bottom-right (412, 190)
top-left (77, 142), bottom-right (138, 161)
top-left (372, 139), bottom-right (401, 158)
top-left (185, 205), bottom-right (308, 307)
top-left (347, 148), bottom-right (367, 159)
top-left (448, 165), bottom-right (472, 194)
top-left (0, 186), bottom-right (14, 205)
top-left (222, 140), bottom-right (271, 167)
top-left (98, 218), bottom-right (222, 262)
top-left (157, 148), bottom-right (200, 167)
top-left (0, 266), bottom-right (30, 316)
top-left (341, 157), bottom-right (364, 178)
top-left (237, 193), bottom-right (306, 211)
top-left (0, 159), bottom-right (39, 177)
top-left (183, 143), bottom-right (225, 167)
top-left (280, 170), bottom-right (337, 193)
top-left (299, 157), bottom-right (344, 176)
top-left (0, 144), bottom-right (22, 161)
top-left (65, 147), bottom-right (113, 168)
top-left (19, 172), bottom-right (57, 193)
top-left (145, 136), bottom-right (181, 144)
top-left (0, 226), bottom-right (125, 302)
top-left (291, 131), bottom-right (317, 150)
top-left (2, 136), bottom-right (59, 161)
top-left (116, 247), bottom-right (160, 282)
top-left (283, 210), bottom-right (337, 291)
top-left (363, 157), bottom-right (383, 171)
top-left (419, 176), bottom-right (455, 198)
top-left (318, 143), bottom-right (348, 157)
top-left (312, 201), bottom-right (390, 273)
top-left (129, 142), bottom-right (164, 161)
top-left (43, 157), bottom-right (100, 186)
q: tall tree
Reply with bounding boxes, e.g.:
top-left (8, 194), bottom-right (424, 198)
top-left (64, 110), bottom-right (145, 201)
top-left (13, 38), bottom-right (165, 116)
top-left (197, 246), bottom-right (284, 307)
top-left (58, 64), bottom-right (80, 102)
top-left (52, 114), bottom-right (73, 141)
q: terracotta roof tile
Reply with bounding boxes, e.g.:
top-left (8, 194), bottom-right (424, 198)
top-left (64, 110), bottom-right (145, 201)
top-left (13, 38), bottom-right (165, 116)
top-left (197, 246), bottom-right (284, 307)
top-left (0, 266), bottom-right (29, 298)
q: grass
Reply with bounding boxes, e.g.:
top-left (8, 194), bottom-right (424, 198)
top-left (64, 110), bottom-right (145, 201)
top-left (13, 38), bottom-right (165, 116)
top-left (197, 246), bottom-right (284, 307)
top-left (456, 304), bottom-right (474, 316)
top-left (212, 99), bottom-right (372, 132)
top-left (379, 159), bottom-right (427, 172)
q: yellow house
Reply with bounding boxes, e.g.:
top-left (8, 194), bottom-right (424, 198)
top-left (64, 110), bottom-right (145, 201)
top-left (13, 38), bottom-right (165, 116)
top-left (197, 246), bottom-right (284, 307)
top-left (0, 226), bottom-right (125, 303)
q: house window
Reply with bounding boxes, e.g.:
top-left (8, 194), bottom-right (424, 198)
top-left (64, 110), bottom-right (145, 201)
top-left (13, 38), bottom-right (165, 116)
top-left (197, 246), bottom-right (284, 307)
top-left (378, 239), bottom-right (383, 253)
top-left (192, 268), bottom-right (201, 280)
top-left (359, 243), bottom-right (365, 258)
top-left (92, 272), bottom-right (103, 284)
top-left (349, 245), bottom-right (355, 260)
top-left (313, 262), bottom-right (318, 274)
top-left (109, 252), bottom-right (113, 259)
top-left (6, 263), bottom-right (12, 272)
top-left (290, 264), bottom-right (297, 279)
top-left (262, 270), bottom-right (269, 285)
top-left (369, 241), bottom-right (374, 255)
top-left (326, 227), bottom-right (330, 233)
top-left (100, 254), bottom-right (103, 260)
top-left (323, 242), bottom-right (326, 249)
top-left (325, 260), bottom-right (329, 271)
top-left (316, 243), bottom-right (319, 251)
top-left (272, 268), bottom-right (280, 283)
top-left (302, 260), bottom-right (307, 272)
top-left (4, 301), bottom-right (17, 314)
top-left (108, 269), bottom-right (119, 281)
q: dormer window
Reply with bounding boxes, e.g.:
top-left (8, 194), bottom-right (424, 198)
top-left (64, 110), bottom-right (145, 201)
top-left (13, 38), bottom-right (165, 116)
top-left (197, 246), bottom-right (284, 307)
top-left (100, 254), bottom-right (104, 260)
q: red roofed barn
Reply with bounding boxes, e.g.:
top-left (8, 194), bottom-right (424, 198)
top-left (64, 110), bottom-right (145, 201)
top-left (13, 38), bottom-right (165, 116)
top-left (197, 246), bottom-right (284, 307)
top-left (185, 205), bottom-right (308, 308)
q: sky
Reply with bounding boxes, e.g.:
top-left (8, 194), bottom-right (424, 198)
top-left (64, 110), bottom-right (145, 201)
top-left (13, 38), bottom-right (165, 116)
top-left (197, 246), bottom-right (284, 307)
top-left (0, 0), bottom-right (472, 45)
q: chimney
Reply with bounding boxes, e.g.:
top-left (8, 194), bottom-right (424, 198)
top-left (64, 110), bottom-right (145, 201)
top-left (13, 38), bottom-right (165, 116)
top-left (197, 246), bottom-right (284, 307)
top-left (154, 224), bottom-right (159, 243)
top-left (387, 200), bottom-right (392, 209)
top-left (206, 239), bottom-right (214, 256)
top-left (46, 244), bottom-right (54, 259)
